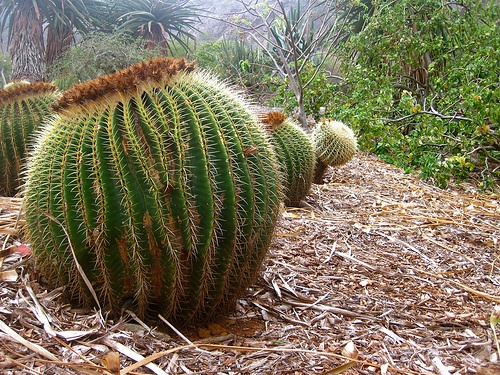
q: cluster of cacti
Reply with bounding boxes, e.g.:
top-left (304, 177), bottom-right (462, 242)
top-left (261, 111), bottom-right (315, 206)
top-left (0, 81), bottom-right (59, 196)
top-left (312, 120), bottom-right (357, 183)
top-left (24, 57), bottom-right (282, 323)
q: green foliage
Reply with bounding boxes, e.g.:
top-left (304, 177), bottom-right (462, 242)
top-left (193, 37), bottom-right (274, 93)
top-left (0, 82), bottom-right (59, 196)
top-left (47, 32), bottom-right (163, 90)
top-left (24, 58), bottom-right (281, 323)
top-left (328, 0), bottom-right (500, 190)
top-left (270, 61), bottom-right (335, 120)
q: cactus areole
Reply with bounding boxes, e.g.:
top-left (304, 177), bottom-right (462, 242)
top-left (24, 58), bottom-right (281, 323)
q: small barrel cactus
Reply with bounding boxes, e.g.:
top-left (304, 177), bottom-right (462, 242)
top-left (24, 58), bottom-right (281, 323)
top-left (0, 81), bottom-right (59, 196)
top-left (312, 120), bottom-right (357, 183)
top-left (262, 111), bottom-right (315, 206)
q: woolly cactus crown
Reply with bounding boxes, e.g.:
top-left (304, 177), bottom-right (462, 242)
top-left (52, 57), bottom-right (197, 113)
top-left (260, 111), bottom-right (288, 130)
top-left (0, 81), bottom-right (58, 105)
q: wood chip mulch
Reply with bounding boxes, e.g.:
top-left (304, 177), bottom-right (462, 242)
top-left (0, 152), bottom-right (499, 375)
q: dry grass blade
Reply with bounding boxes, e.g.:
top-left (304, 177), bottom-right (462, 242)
top-left (102, 337), bottom-right (169, 375)
top-left (0, 319), bottom-right (58, 361)
top-left (36, 208), bottom-right (102, 312)
top-left (449, 280), bottom-right (500, 303)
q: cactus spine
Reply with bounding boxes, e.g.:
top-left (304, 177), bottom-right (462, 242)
top-left (24, 58), bottom-right (281, 322)
top-left (262, 112), bottom-right (315, 206)
top-left (312, 120), bottom-right (357, 183)
top-left (0, 81), bottom-right (59, 196)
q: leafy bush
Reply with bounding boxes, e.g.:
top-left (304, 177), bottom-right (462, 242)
top-left (328, 0), bottom-right (499, 190)
top-left (47, 32), bottom-right (164, 90)
top-left (270, 61), bottom-right (335, 121)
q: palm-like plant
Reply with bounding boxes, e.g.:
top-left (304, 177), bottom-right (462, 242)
top-left (0, 0), bottom-right (108, 82)
top-left (43, 0), bottom-right (109, 66)
top-left (0, 0), bottom-right (45, 81)
top-left (113, 0), bottom-right (202, 54)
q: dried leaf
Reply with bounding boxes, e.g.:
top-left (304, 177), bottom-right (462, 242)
top-left (341, 341), bottom-right (359, 360)
top-left (56, 329), bottom-right (99, 341)
top-left (321, 361), bottom-right (355, 374)
top-left (15, 243), bottom-right (31, 257)
top-left (0, 319), bottom-right (58, 361)
top-left (102, 352), bottom-right (120, 375)
top-left (0, 269), bottom-right (17, 282)
top-left (476, 363), bottom-right (500, 375)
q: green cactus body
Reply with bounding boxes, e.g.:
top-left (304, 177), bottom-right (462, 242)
top-left (262, 112), bottom-right (315, 206)
top-left (0, 82), bottom-right (59, 196)
top-left (24, 58), bottom-right (281, 322)
top-left (312, 120), bottom-right (357, 183)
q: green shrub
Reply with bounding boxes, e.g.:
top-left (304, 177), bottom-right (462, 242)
top-left (270, 61), bottom-right (335, 122)
top-left (47, 32), bottom-right (164, 90)
top-left (328, 0), bottom-right (499, 190)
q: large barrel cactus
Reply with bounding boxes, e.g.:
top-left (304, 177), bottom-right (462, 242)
top-left (312, 120), bottom-right (357, 183)
top-left (262, 112), bottom-right (315, 206)
top-left (0, 81), bottom-right (59, 196)
top-left (24, 58), bottom-right (281, 322)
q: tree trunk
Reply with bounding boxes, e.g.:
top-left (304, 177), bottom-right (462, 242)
top-left (45, 23), bottom-right (74, 68)
top-left (9, 0), bottom-right (46, 82)
top-left (143, 24), bottom-right (169, 54)
top-left (296, 91), bottom-right (309, 132)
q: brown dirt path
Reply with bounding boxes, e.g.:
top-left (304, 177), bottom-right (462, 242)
top-left (0, 152), bottom-right (499, 374)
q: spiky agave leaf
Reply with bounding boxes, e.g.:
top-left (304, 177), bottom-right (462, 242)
top-left (24, 57), bottom-right (281, 323)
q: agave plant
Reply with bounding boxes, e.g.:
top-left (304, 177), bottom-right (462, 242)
top-left (113, 0), bottom-right (202, 54)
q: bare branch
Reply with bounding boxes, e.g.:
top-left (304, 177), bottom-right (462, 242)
top-left (383, 109), bottom-right (473, 123)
